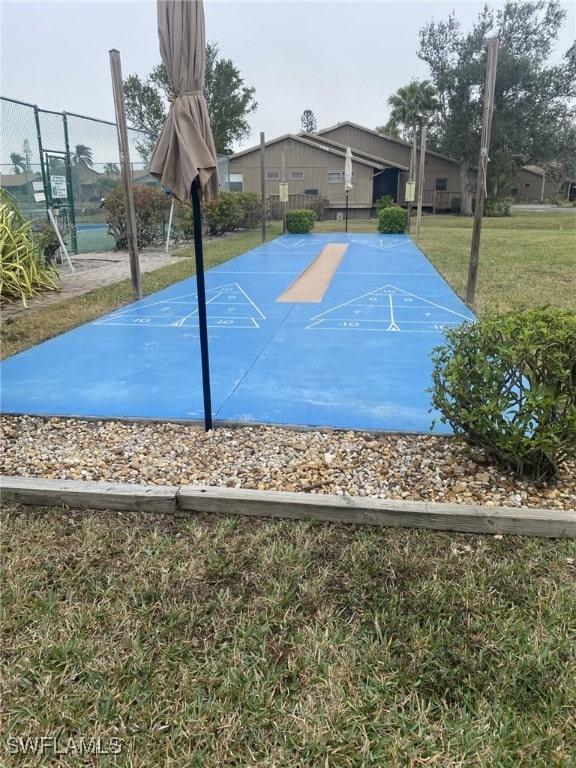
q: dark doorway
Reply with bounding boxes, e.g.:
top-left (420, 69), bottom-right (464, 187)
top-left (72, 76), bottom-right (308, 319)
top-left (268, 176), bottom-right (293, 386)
top-left (373, 167), bottom-right (400, 203)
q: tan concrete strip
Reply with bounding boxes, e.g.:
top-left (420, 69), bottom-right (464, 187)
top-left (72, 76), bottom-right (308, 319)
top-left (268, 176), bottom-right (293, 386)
top-left (277, 243), bottom-right (348, 303)
top-left (2, 476), bottom-right (575, 538)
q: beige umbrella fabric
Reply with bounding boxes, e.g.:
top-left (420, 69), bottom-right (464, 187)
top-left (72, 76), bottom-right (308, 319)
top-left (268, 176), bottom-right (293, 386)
top-left (344, 146), bottom-right (354, 192)
top-left (344, 146), bottom-right (353, 232)
top-left (149, 0), bottom-right (218, 202)
top-left (149, 0), bottom-right (218, 430)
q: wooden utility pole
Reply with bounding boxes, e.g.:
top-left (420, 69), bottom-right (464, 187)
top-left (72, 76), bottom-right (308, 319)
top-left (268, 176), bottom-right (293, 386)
top-left (466, 37), bottom-right (499, 308)
top-left (416, 125), bottom-right (427, 243)
top-left (406, 127), bottom-right (418, 234)
top-left (109, 49), bottom-right (141, 300)
top-left (260, 132), bottom-right (266, 243)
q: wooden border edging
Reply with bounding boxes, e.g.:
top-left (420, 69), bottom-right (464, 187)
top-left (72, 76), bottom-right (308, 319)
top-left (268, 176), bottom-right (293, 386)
top-left (0, 476), bottom-right (178, 514)
top-left (177, 486), bottom-right (576, 538)
top-left (2, 476), bottom-right (574, 537)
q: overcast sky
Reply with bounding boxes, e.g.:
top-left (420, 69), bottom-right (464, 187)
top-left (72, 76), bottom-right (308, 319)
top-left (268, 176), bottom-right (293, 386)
top-left (2, 0), bottom-right (575, 153)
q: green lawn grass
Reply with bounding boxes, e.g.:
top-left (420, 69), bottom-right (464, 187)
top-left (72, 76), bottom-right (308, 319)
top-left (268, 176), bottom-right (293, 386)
top-left (2, 506), bottom-right (575, 767)
top-left (2, 212), bottom-right (575, 765)
top-left (415, 213), bottom-right (576, 313)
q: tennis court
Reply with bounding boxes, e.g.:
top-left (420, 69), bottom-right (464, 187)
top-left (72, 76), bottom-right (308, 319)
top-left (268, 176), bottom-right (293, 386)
top-left (0, 233), bottom-right (475, 432)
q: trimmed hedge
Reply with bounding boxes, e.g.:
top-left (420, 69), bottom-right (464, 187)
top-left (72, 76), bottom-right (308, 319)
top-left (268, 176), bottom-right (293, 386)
top-left (286, 209), bottom-right (316, 234)
top-left (377, 205), bottom-right (407, 234)
top-left (429, 307), bottom-right (576, 482)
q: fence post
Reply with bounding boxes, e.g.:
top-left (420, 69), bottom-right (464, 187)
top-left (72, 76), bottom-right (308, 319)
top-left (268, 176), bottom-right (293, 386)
top-left (33, 106), bottom-right (50, 221)
top-left (62, 113), bottom-right (78, 253)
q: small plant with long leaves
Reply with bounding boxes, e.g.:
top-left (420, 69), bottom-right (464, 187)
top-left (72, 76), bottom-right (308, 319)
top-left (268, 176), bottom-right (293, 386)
top-left (0, 190), bottom-right (58, 307)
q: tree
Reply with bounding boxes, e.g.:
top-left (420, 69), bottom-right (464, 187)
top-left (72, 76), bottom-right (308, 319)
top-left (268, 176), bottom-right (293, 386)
top-left (48, 156), bottom-right (65, 175)
top-left (375, 122), bottom-right (402, 140)
top-left (72, 144), bottom-right (93, 168)
top-left (123, 42), bottom-right (257, 159)
top-left (22, 140), bottom-right (33, 173)
top-left (537, 121), bottom-right (576, 201)
top-left (381, 80), bottom-right (439, 220)
top-left (10, 153), bottom-right (27, 174)
top-left (418, 1), bottom-right (576, 214)
top-left (383, 80), bottom-right (438, 142)
top-left (10, 141), bottom-right (33, 175)
top-left (301, 109), bottom-right (317, 133)
top-left (104, 163), bottom-right (120, 176)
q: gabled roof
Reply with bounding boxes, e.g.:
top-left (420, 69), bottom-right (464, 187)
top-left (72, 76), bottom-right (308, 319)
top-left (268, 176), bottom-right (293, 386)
top-left (298, 132), bottom-right (408, 172)
top-left (230, 133), bottom-right (394, 170)
top-left (316, 120), bottom-right (460, 166)
top-left (521, 165), bottom-right (545, 178)
top-left (0, 172), bottom-right (41, 187)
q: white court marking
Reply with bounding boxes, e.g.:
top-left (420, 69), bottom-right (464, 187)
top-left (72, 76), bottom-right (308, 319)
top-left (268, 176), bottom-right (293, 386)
top-left (348, 236), bottom-right (407, 250)
top-left (94, 283), bottom-right (266, 330)
top-left (306, 284), bottom-right (473, 333)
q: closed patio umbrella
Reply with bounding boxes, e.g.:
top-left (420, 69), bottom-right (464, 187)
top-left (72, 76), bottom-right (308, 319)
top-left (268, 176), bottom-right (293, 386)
top-left (149, 0), bottom-right (218, 430)
top-left (344, 146), bottom-right (353, 233)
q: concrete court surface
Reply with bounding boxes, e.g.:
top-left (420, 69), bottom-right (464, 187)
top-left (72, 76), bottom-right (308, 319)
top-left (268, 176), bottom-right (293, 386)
top-left (0, 233), bottom-right (476, 433)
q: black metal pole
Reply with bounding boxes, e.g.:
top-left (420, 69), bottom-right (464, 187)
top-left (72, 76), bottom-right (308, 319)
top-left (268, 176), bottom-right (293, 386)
top-left (345, 189), bottom-right (349, 233)
top-left (191, 177), bottom-right (213, 431)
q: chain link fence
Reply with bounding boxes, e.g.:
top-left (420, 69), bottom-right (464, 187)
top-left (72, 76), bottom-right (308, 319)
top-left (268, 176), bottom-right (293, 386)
top-left (1, 97), bottom-right (158, 253)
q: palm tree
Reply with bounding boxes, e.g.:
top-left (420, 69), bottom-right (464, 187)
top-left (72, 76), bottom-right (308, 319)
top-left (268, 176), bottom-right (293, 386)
top-left (72, 144), bottom-right (94, 168)
top-left (10, 153), bottom-right (27, 174)
top-left (386, 80), bottom-right (439, 142)
top-left (48, 156), bottom-right (66, 175)
top-left (104, 162), bottom-right (120, 176)
top-left (386, 80), bottom-right (439, 224)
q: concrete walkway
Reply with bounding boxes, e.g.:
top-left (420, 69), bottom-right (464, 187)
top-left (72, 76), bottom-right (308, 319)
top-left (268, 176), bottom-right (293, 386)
top-left (0, 246), bottom-right (190, 321)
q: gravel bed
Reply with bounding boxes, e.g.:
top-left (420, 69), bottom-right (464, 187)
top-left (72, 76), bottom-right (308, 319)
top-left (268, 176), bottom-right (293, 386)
top-left (2, 415), bottom-right (575, 511)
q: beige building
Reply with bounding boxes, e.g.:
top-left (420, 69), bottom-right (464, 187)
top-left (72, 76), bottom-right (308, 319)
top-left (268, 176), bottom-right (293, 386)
top-left (228, 121), bottom-right (468, 217)
top-left (227, 121), bottom-right (560, 216)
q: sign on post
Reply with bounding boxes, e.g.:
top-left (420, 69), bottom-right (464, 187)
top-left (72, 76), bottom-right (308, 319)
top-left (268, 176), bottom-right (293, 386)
top-left (279, 182), bottom-right (288, 202)
top-left (50, 175), bottom-right (67, 199)
top-left (405, 181), bottom-right (416, 202)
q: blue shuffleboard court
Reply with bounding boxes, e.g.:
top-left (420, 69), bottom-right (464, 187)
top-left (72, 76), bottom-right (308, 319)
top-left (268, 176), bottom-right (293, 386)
top-left (0, 234), bottom-right (475, 433)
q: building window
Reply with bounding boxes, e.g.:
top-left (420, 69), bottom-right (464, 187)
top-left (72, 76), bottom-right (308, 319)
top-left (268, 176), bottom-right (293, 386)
top-left (435, 177), bottom-right (448, 192)
top-left (266, 171), bottom-right (280, 180)
top-left (290, 171), bottom-right (304, 180)
top-left (229, 173), bottom-right (243, 192)
top-left (304, 188), bottom-right (319, 196)
top-left (510, 186), bottom-right (519, 196)
top-left (524, 183), bottom-right (531, 188)
top-left (328, 171), bottom-right (354, 183)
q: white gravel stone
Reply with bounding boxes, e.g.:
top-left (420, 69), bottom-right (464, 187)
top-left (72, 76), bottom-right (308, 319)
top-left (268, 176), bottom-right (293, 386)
top-left (0, 415), bottom-right (574, 511)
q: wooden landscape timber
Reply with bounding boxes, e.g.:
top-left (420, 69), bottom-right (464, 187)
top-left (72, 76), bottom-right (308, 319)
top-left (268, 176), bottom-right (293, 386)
top-left (2, 475), bottom-right (574, 538)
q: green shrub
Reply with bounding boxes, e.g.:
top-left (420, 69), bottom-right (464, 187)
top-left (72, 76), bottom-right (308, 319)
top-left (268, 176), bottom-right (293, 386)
top-left (0, 190), bottom-right (58, 306)
top-left (202, 192), bottom-right (264, 235)
top-left (375, 194), bottom-right (395, 214)
top-left (234, 192), bottom-right (262, 230)
top-left (429, 307), bottom-right (576, 482)
top-left (34, 223), bottom-right (68, 264)
top-left (450, 196), bottom-right (462, 214)
top-left (286, 209), bottom-right (316, 234)
top-left (104, 185), bottom-right (171, 249)
top-left (377, 205), bottom-right (407, 234)
top-left (483, 197), bottom-right (512, 217)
